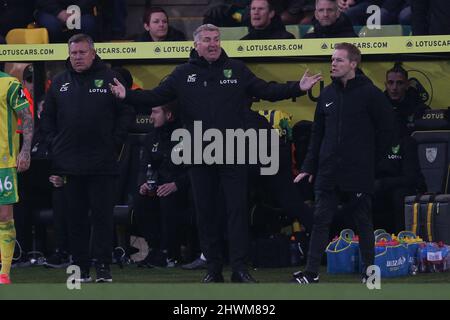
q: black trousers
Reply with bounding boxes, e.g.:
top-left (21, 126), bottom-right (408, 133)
top-left (14, 165), bottom-right (52, 254)
top-left (133, 190), bottom-right (186, 259)
top-left (306, 189), bottom-right (375, 274)
top-left (189, 165), bottom-right (248, 274)
top-left (64, 175), bottom-right (115, 270)
top-left (52, 187), bottom-right (70, 252)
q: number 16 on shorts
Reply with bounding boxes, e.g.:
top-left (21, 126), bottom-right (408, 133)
top-left (0, 167), bottom-right (18, 205)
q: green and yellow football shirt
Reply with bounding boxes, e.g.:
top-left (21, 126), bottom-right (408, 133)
top-left (0, 71), bottom-right (30, 169)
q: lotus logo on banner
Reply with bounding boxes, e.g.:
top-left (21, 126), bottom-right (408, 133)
top-left (426, 147), bottom-right (438, 163)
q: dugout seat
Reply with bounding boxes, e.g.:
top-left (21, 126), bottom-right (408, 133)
top-left (301, 25), bottom-right (364, 37)
top-left (301, 25), bottom-right (314, 37)
top-left (112, 132), bottom-right (150, 255)
top-left (114, 133), bottom-right (148, 224)
top-left (6, 28), bottom-right (49, 44)
top-left (358, 24), bottom-right (403, 37)
top-left (219, 26), bottom-right (248, 40)
top-left (414, 109), bottom-right (450, 131)
top-left (219, 25), bottom-right (299, 39)
top-left (286, 25), bottom-right (300, 39)
top-left (411, 130), bottom-right (450, 193)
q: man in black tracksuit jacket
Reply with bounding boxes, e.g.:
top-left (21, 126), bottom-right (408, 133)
top-left (303, 0), bottom-right (357, 39)
top-left (41, 34), bottom-right (132, 282)
top-left (372, 63), bottom-right (427, 232)
top-left (110, 24), bottom-right (321, 283)
top-left (241, 13), bottom-right (295, 40)
top-left (373, 135), bottom-right (425, 232)
top-left (384, 63), bottom-right (430, 137)
top-left (134, 111), bottom-right (190, 267)
top-left (293, 43), bottom-right (395, 284)
top-left (303, 14), bottom-right (357, 39)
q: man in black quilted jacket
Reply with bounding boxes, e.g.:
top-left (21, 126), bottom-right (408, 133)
top-left (293, 43), bottom-right (395, 284)
top-left (41, 34), bottom-right (133, 283)
top-left (241, 0), bottom-right (296, 40)
top-left (110, 24), bottom-right (321, 283)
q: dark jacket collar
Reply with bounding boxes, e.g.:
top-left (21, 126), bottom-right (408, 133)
top-left (385, 88), bottom-right (423, 112)
top-left (153, 119), bottom-right (182, 138)
top-left (65, 54), bottom-right (106, 75)
top-left (311, 13), bottom-right (356, 37)
top-left (188, 48), bottom-right (229, 67)
top-left (243, 15), bottom-right (293, 40)
top-left (332, 70), bottom-right (372, 90)
top-left (135, 26), bottom-right (186, 42)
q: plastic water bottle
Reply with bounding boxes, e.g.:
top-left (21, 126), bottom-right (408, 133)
top-left (290, 236), bottom-right (301, 266)
top-left (146, 164), bottom-right (158, 197)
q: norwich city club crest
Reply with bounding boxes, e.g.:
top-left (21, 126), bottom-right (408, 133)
top-left (223, 69), bottom-right (232, 79)
top-left (94, 79), bottom-right (104, 88)
top-left (392, 144), bottom-right (400, 154)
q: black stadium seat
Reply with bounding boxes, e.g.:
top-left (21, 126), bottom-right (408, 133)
top-left (113, 133), bottom-right (148, 225)
top-left (414, 109), bottom-right (450, 131)
top-left (412, 130), bottom-right (450, 193)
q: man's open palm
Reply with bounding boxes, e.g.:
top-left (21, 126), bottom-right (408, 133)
top-left (299, 69), bottom-right (322, 91)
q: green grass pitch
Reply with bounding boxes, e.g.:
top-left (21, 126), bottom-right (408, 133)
top-left (1, 265), bottom-right (450, 300)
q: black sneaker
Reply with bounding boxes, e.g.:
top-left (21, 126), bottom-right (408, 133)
top-left (291, 271), bottom-right (319, 284)
top-left (181, 257), bottom-right (207, 270)
top-left (76, 269), bottom-right (92, 283)
top-left (202, 272), bottom-right (224, 283)
top-left (148, 251), bottom-right (177, 268)
top-left (231, 271), bottom-right (258, 283)
top-left (95, 264), bottom-right (112, 283)
top-left (44, 250), bottom-right (71, 269)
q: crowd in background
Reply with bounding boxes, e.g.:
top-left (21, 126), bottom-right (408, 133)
top-left (1, 0), bottom-right (450, 46)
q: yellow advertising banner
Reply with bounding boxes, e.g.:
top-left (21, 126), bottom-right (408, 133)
top-left (125, 60), bottom-right (449, 123)
top-left (1, 35), bottom-right (450, 61)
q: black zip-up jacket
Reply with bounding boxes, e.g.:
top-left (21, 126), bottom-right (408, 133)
top-left (138, 121), bottom-right (189, 190)
top-left (125, 49), bottom-right (305, 135)
top-left (241, 15), bottom-right (295, 40)
top-left (135, 27), bottom-right (186, 42)
top-left (41, 55), bottom-right (133, 175)
top-left (302, 74), bottom-right (395, 194)
top-left (303, 13), bottom-right (357, 39)
top-left (412, 0), bottom-right (450, 35)
top-left (385, 88), bottom-right (430, 137)
top-left (375, 135), bottom-right (425, 192)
